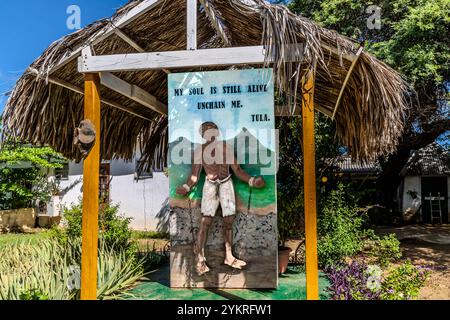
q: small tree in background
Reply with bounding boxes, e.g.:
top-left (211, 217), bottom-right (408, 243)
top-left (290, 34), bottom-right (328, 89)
top-left (277, 114), bottom-right (343, 239)
top-left (0, 117), bottom-right (66, 210)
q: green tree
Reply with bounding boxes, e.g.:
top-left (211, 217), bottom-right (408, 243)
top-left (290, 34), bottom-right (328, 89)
top-left (289, 0), bottom-right (450, 209)
top-left (277, 114), bottom-right (342, 239)
top-left (0, 128), bottom-right (65, 209)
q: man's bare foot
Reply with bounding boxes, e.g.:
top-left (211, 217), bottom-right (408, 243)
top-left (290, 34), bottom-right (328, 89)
top-left (196, 257), bottom-right (211, 276)
top-left (224, 257), bottom-right (247, 270)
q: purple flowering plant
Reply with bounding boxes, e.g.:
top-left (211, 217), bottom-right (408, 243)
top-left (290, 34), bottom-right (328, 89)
top-left (325, 260), bottom-right (430, 300)
top-left (325, 261), bottom-right (381, 300)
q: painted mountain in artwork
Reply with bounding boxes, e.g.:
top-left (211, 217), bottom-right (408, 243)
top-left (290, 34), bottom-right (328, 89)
top-left (168, 129), bottom-right (277, 215)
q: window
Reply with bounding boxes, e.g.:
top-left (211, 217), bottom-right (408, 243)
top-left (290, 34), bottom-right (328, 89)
top-left (99, 163), bottom-right (111, 205)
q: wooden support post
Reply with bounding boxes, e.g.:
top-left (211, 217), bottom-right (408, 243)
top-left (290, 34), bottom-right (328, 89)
top-left (302, 70), bottom-right (319, 300)
top-left (80, 73), bottom-right (101, 300)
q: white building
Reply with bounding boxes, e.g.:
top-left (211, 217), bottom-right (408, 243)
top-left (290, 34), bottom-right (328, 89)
top-left (333, 143), bottom-right (450, 224)
top-left (399, 143), bottom-right (450, 224)
top-left (52, 157), bottom-right (170, 231)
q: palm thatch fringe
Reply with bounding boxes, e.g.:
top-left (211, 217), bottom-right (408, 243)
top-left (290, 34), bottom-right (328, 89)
top-left (3, 0), bottom-right (410, 170)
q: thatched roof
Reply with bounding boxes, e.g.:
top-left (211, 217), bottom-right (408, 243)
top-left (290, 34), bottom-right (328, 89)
top-left (400, 143), bottom-right (450, 177)
top-left (3, 0), bottom-right (410, 168)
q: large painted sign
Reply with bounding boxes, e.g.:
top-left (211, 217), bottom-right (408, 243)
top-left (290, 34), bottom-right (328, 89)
top-left (168, 69), bottom-right (277, 289)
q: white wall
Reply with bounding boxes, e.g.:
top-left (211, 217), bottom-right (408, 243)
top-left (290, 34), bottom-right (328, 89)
top-left (401, 176), bottom-right (450, 221)
top-left (402, 176), bottom-right (421, 214)
top-left (57, 160), bottom-right (170, 231)
top-left (58, 162), bottom-right (84, 206)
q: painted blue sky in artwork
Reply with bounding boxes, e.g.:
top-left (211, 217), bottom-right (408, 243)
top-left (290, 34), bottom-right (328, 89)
top-left (168, 69), bottom-right (276, 152)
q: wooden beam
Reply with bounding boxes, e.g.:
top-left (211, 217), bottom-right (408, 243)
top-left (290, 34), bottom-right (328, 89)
top-left (27, 68), bottom-right (152, 121)
top-left (81, 73), bottom-right (101, 301)
top-left (302, 70), bottom-right (319, 301)
top-left (50, 0), bottom-right (163, 74)
top-left (187, 0), bottom-right (198, 50)
top-left (114, 28), bottom-right (146, 53)
top-left (82, 46), bottom-right (94, 58)
top-left (114, 28), bottom-right (171, 74)
top-left (78, 45), bottom-right (304, 73)
top-left (48, 0), bottom-right (358, 76)
top-left (99, 72), bottom-right (168, 115)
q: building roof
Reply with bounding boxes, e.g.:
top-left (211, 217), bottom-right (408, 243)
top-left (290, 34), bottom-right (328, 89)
top-left (400, 143), bottom-right (450, 176)
top-left (332, 156), bottom-right (381, 174)
top-left (3, 0), bottom-right (410, 169)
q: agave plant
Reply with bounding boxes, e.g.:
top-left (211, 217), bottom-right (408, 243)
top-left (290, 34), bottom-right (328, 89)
top-left (96, 242), bottom-right (146, 300)
top-left (0, 240), bottom-right (76, 300)
top-left (0, 238), bottom-right (146, 300)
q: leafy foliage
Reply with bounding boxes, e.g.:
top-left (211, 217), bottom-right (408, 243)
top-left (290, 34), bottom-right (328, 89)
top-left (325, 261), bottom-right (381, 300)
top-left (325, 260), bottom-right (429, 300)
top-left (317, 184), bottom-right (366, 267)
top-left (289, 0), bottom-right (449, 208)
top-left (0, 143), bottom-right (65, 210)
top-left (19, 289), bottom-right (49, 301)
top-left (306, 184), bottom-right (402, 268)
top-left (52, 202), bottom-right (135, 254)
top-left (276, 115), bottom-right (342, 244)
top-left (380, 261), bottom-right (430, 300)
top-left (136, 245), bottom-right (170, 274)
top-left (289, 0), bottom-right (449, 93)
top-left (132, 231), bottom-right (169, 240)
top-left (367, 233), bottom-right (402, 267)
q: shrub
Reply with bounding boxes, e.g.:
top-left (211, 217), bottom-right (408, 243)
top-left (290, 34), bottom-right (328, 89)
top-left (325, 260), bottom-right (429, 300)
top-left (317, 184), bottom-right (365, 267)
top-left (137, 248), bottom-right (169, 274)
top-left (0, 144), bottom-right (65, 210)
top-left (277, 191), bottom-right (304, 246)
top-left (53, 202), bottom-right (134, 253)
top-left (96, 241), bottom-right (146, 300)
top-left (367, 233), bottom-right (402, 267)
top-left (325, 261), bottom-right (381, 300)
top-left (19, 289), bottom-right (49, 301)
top-left (380, 261), bottom-right (430, 300)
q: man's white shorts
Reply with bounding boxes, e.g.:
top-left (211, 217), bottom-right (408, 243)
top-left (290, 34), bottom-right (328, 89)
top-left (201, 177), bottom-right (236, 217)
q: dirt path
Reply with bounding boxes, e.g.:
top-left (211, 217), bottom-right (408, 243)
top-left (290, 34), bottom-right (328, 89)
top-left (376, 225), bottom-right (449, 300)
top-left (400, 239), bottom-right (449, 300)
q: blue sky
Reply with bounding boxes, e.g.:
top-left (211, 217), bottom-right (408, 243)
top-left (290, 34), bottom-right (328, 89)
top-left (0, 0), bottom-right (128, 112)
top-left (0, 0), bottom-right (285, 113)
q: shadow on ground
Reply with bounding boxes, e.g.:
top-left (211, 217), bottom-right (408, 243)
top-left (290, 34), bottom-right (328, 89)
top-left (124, 265), bottom-right (330, 300)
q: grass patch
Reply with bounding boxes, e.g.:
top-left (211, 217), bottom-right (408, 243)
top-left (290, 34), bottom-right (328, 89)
top-left (0, 232), bottom-right (49, 248)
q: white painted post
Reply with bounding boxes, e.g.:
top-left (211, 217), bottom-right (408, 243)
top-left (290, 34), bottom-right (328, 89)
top-left (187, 0), bottom-right (197, 50)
